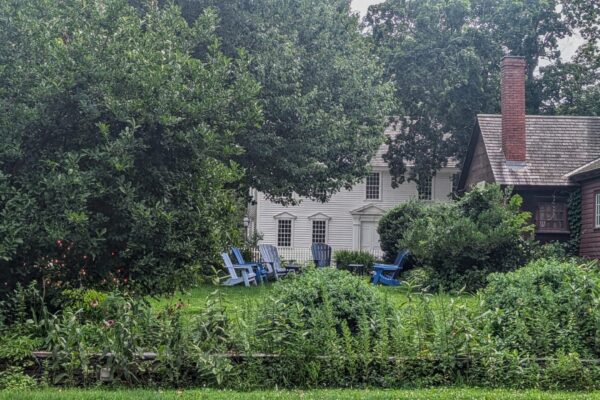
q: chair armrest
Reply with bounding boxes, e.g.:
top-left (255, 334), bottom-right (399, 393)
top-left (233, 265), bottom-right (255, 274)
top-left (373, 264), bottom-right (400, 271)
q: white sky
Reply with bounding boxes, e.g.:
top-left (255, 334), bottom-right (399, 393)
top-left (351, 0), bottom-right (382, 16)
top-left (350, 0), bottom-right (582, 62)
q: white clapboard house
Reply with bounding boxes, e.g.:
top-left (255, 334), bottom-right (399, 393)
top-left (247, 122), bottom-right (459, 261)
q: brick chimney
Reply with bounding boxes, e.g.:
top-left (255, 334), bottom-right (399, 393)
top-left (501, 56), bottom-right (527, 164)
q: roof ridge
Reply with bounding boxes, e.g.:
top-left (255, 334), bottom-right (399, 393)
top-left (478, 114), bottom-right (600, 120)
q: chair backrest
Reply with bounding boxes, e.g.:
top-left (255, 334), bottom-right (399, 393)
top-left (259, 244), bottom-right (282, 272)
top-left (394, 250), bottom-right (410, 268)
top-left (311, 243), bottom-right (332, 267)
top-left (221, 253), bottom-right (238, 279)
top-left (231, 247), bottom-right (245, 264)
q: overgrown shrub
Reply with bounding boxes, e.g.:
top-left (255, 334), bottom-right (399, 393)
top-left (333, 250), bottom-right (377, 273)
top-left (377, 201), bottom-right (428, 262)
top-left (266, 268), bottom-right (391, 334)
top-left (481, 258), bottom-right (600, 358)
top-left (398, 185), bottom-right (534, 292)
top-left (0, 0), bottom-right (260, 298)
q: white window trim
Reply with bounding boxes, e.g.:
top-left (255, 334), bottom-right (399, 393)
top-left (311, 219), bottom-right (329, 244)
top-left (418, 176), bottom-right (435, 201)
top-left (596, 193), bottom-right (600, 229)
top-left (365, 172), bottom-right (382, 201)
top-left (276, 219), bottom-right (294, 248)
top-left (274, 212), bottom-right (296, 248)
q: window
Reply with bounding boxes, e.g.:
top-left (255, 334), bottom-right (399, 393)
top-left (277, 219), bottom-right (292, 247)
top-left (312, 220), bottom-right (327, 244)
top-left (418, 176), bottom-right (433, 201)
top-left (366, 172), bottom-right (380, 200)
top-left (537, 202), bottom-right (568, 232)
top-left (596, 193), bottom-right (600, 229)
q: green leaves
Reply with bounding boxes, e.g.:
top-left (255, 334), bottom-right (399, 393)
top-left (0, 0), bottom-right (260, 295)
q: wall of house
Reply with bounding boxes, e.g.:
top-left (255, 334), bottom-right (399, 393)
top-left (254, 168), bottom-right (456, 256)
top-left (580, 177), bottom-right (600, 259)
top-left (464, 133), bottom-right (495, 189)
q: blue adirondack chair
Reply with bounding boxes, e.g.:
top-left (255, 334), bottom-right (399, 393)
top-left (371, 250), bottom-right (409, 286)
top-left (311, 243), bottom-right (332, 268)
top-left (231, 247), bottom-right (268, 283)
top-left (221, 253), bottom-right (257, 287)
top-left (258, 244), bottom-right (300, 280)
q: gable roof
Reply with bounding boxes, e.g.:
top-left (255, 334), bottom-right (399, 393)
top-left (474, 114), bottom-right (600, 186)
top-left (566, 157), bottom-right (600, 181)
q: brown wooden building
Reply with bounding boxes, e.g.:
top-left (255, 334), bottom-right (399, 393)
top-left (459, 56), bottom-right (600, 259)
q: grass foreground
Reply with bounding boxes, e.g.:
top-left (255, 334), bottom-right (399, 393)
top-left (3, 388), bottom-right (600, 400)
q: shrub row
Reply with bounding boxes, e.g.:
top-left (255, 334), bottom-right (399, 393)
top-left (1, 262), bottom-right (599, 390)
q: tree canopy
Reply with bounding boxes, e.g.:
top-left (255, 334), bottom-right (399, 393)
top-left (0, 0), bottom-right (261, 294)
top-left (177, 0), bottom-right (395, 203)
top-left (365, 0), bottom-right (597, 186)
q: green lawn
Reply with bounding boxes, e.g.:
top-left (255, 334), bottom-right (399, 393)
top-left (150, 280), bottom-right (476, 317)
top-left (3, 389), bottom-right (600, 400)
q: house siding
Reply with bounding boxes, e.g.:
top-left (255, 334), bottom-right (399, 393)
top-left (580, 177), bottom-right (600, 259)
top-left (254, 168), bottom-right (456, 253)
top-left (464, 133), bottom-right (495, 189)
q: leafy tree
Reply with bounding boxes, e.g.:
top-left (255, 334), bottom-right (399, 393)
top-left (365, 0), bottom-right (582, 185)
top-left (176, 0), bottom-right (395, 203)
top-left (0, 0), bottom-right (261, 295)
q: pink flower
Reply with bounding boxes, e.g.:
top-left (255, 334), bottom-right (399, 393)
top-left (103, 320), bottom-right (114, 328)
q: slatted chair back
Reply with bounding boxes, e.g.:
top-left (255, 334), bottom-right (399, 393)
top-left (221, 253), bottom-right (239, 279)
top-left (259, 244), bottom-right (285, 273)
top-left (311, 243), bottom-right (332, 267)
top-left (231, 247), bottom-right (246, 264)
top-left (394, 250), bottom-right (410, 267)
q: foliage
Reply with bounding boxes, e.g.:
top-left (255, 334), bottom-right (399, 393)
top-left (567, 188), bottom-right (582, 254)
top-left (8, 388), bottom-right (600, 400)
top-left (176, 0), bottom-right (395, 204)
top-left (333, 250), bottom-right (377, 273)
top-left (399, 185), bottom-right (534, 292)
top-left (481, 258), bottom-right (600, 358)
top-left (377, 201), bottom-right (428, 262)
top-left (0, 0), bottom-right (261, 296)
top-left (365, 0), bottom-right (588, 184)
top-left (265, 268), bottom-right (391, 334)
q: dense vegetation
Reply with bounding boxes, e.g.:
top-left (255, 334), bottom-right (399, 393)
top-left (378, 185), bottom-right (534, 291)
top-left (2, 262), bottom-right (600, 391)
top-left (0, 0), bottom-right (392, 296)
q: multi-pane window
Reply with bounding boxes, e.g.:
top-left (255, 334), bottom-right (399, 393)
top-left (537, 202), bottom-right (568, 232)
top-left (366, 173), bottom-right (380, 200)
top-left (418, 176), bottom-right (433, 201)
top-left (277, 219), bottom-right (292, 247)
top-left (596, 193), bottom-right (600, 229)
top-left (312, 220), bottom-right (327, 244)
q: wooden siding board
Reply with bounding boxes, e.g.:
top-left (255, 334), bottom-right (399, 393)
top-left (580, 177), bottom-right (600, 259)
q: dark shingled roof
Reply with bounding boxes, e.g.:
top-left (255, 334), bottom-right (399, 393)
top-left (566, 157), bottom-right (600, 179)
top-left (477, 114), bottom-right (600, 186)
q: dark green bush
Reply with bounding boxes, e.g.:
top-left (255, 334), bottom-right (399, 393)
top-left (267, 267), bottom-right (391, 334)
top-left (398, 185), bottom-right (534, 292)
top-left (377, 201), bottom-right (428, 262)
top-left (333, 250), bottom-right (377, 273)
top-left (0, 0), bottom-right (259, 297)
top-left (481, 258), bottom-right (600, 358)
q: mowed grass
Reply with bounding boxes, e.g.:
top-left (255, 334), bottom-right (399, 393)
top-left (150, 276), bottom-right (477, 318)
top-left (4, 389), bottom-right (600, 400)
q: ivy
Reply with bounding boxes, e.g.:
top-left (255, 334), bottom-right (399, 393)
top-left (567, 188), bottom-right (582, 255)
